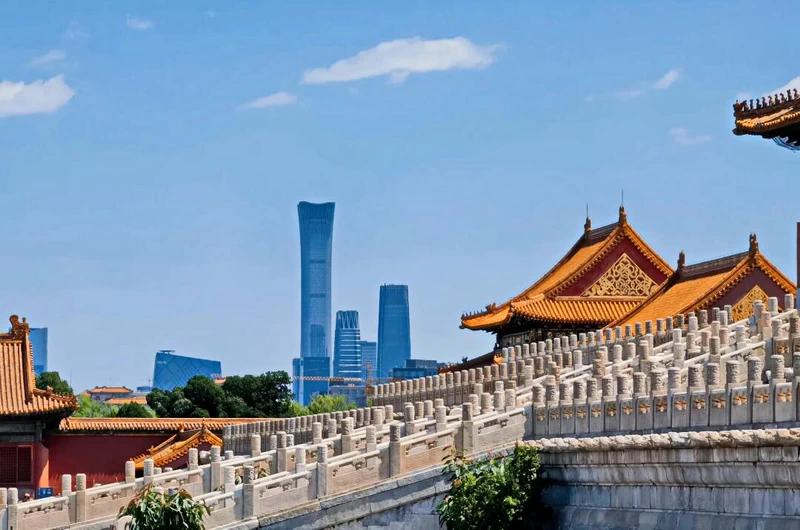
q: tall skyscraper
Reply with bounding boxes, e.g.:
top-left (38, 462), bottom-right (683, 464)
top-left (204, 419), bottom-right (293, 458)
top-left (359, 340), bottom-right (377, 381)
top-left (294, 201), bottom-right (335, 405)
top-left (377, 284), bottom-right (411, 378)
top-left (333, 311), bottom-right (362, 378)
top-left (298, 201), bottom-right (335, 359)
top-left (30, 328), bottom-right (48, 376)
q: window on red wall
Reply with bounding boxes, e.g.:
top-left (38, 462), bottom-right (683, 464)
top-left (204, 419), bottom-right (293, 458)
top-left (0, 446), bottom-right (33, 485)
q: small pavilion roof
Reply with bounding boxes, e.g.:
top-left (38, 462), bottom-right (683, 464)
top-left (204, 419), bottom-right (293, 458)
top-left (733, 88), bottom-right (800, 149)
top-left (131, 426), bottom-right (223, 470)
top-left (59, 417), bottom-right (262, 432)
top-left (461, 207), bottom-right (672, 331)
top-left (612, 234), bottom-right (796, 327)
top-left (86, 386), bottom-right (133, 395)
top-left (0, 315), bottom-right (77, 417)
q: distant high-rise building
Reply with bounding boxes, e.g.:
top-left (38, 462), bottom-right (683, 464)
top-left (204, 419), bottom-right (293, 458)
top-left (390, 359), bottom-right (442, 380)
top-left (152, 350), bottom-right (222, 390)
top-left (30, 328), bottom-right (48, 376)
top-left (292, 356), bottom-right (330, 405)
top-left (359, 340), bottom-right (377, 381)
top-left (298, 201), bottom-right (335, 359)
top-left (333, 311), bottom-right (362, 378)
top-left (377, 284), bottom-right (411, 378)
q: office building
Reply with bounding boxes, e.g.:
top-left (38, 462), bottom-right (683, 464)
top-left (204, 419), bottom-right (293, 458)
top-left (390, 359), bottom-right (442, 380)
top-left (377, 284), bottom-right (411, 378)
top-left (298, 201), bottom-right (335, 359)
top-left (30, 328), bottom-right (48, 376)
top-left (152, 350), bottom-right (222, 391)
top-left (333, 311), bottom-right (362, 378)
top-left (359, 340), bottom-right (377, 381)
top-left (292, 356), bottom-right (330, 406)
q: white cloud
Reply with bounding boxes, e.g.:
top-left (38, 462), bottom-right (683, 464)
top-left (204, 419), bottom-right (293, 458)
top-left (767, 76), bottom-right (800, 97)
top-left (735, 91), bottom-right (752, 102)
top-left (0, 75), bottom-right (75, 118)
top-left (302, 36), bottom-right (499, 84)
top-left (652, 69), bottom-right (680, 90)
top-left (126, 14), bottom-right (154, 31)
top-left (64, 19), bottom-right (89, 40)
top-left (238, 91), bottom-right (297, 111)
top-left (29, 50), bottom-right (67, 67)
top-left (587, 68), bottom-right (681, 102)
top-left (669, 127), bottom-right (711, 146)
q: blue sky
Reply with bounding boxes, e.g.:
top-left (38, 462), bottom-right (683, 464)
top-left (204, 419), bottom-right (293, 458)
top-left (1, 2), bottom-right (798, 392)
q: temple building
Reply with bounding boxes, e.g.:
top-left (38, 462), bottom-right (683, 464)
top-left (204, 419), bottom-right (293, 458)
top-left (612, 234), bottom-right (796, 328)
top-left (460, 207), bottom-right (672, 348)
top-left (733, 88), bottom-right (800, 150)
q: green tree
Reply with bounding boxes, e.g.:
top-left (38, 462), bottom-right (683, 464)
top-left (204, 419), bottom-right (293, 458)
top-left (35, 371), bottom-right (74, 396)
top-left (73, 394), bottom-right (118, 418)
top-left (222, 372), bottom-right (293, 417)
top-left (306, 394), bottom-right (356, 414)
top-left (437, 444), bottom-right (549, 530)
top-left (120, 485), bottom-right (209, 530)
top-left (116, 402), bottom-right (155, 418)
top-left (288, 401), bottom-right (310, 416)
top-left (183, 376), bottom-right (225, 417)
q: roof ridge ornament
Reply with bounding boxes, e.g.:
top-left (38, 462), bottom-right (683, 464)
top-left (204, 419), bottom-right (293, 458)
top-left (618, 205), bottom-right (627, 225)
top-left (677, 251), bottom-right (686, 270)
top-left (584, 216), bottom-right (592, 234)
top-left (8, 315), bottom-right (30, 340)
top-left (749, 233), bottom-right (759, 259)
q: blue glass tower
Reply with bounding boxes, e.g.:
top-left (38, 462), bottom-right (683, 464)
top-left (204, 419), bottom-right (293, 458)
top-left (333, 311), bottom-right (361, 378)
top-left (294, 201), bottom-right (335, 405)
top-left (152, 350), bottom-right (222, 390)
top-left (377, 284), bottom-right (411, 378)
top-left (359, 340), bottom-right (377, 381)
top-left (298, 201), bottom-right (335, 359)
top-left (30, 328), bottom-right (48, 376)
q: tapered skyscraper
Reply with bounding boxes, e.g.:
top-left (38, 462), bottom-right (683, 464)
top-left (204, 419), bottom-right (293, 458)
top-left (298, 201), bottom-right (335, 359)
top-left (377, 284), bottom-right (411, 378)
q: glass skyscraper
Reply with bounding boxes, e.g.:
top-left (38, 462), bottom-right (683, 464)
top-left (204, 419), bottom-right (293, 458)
top-left (30, 328), bottom-right (48, 376)
top-left (377, 284), bottom-right (411, 378)
top-left (294, 201), bottom-right (335, 405)
top-left (152, 350), bottom-right (222, 390)
top-left (359, 340), bottom-right (377, 381)
top-left (333, 311), bottom-right (362, 378)
top-left (298, 201), bottom-right (335, 359)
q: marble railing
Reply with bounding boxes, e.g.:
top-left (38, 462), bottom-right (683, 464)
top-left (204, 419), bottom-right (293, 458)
top-left (0, 297), bottom-right (797, 530)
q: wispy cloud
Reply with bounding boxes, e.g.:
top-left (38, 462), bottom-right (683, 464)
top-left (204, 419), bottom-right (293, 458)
top-left (767, 76), bottom-right (800, 97)
top-left (587, 68), bottom-right (681, 102)
top-left (126, 14), bottom-right (154, 31)
top-left (237, 91), bottom-right (297, 111)
top-left (64, 19), bottom-right (89, 41)
top-left (669, 127), bottom-right (711, 146)
top-left (29, 50), bottom-right (67, 67)
top-left (302, 36), bottom-right (500, 85)
top-left (0, 75), bottom-right (75, 118)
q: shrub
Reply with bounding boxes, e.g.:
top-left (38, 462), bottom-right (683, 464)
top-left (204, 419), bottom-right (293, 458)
top-left (437, 443), bottom-right (548, 530)
top-left (119, 485), bottom-right (209, 530)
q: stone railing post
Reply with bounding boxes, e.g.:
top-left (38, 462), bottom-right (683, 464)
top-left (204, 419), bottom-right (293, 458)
top-left (209, 446), bottom-right (222, 490)
top-left (316, 446), bottom-right (329, 497)
top-left (341, 418), bottom-right (354, 454)
top-left (276, 432), bottom-right (288, 472)
top-left (460, 402), bottom-right (476, 455)
top-left (389, 424), bottom-right (402, 477)
top-left (435, 406), bottom-right (448, 432)
top-left (75, 473), bottom-right (87, 522)
top-left (188, 448), bottom-right (199, 472)
top-left (143, 458), bottom-right (155, 486)
top-left (0, 487), bottom-right (7, 509)
top-left (365, 426), bottom-right (377, 452)
top-left (7, 488), bottom-right (19, 530)
top-left (250, 434), bottom-right (261, 458)
top-left (242, 465), bottom-right (255, 519)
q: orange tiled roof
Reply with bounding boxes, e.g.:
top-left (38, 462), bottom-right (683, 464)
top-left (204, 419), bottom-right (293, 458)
top-left (0, 315), bottom-right (78, 417)
top-left (612, 235), bottom-right (796, 328)
top-left (439, 351), bottom-right (503, 374)
top-left (59, 417), bottom-right (264, 432)
top-left (733, 90), bottom-right (800, 137)
top-left (461, 207), bottom-right (672, 331)
top-left (86, 386), bottom-right (133, 394)
top-left (105, 396), bottom-right (148, 406)
top-left (131, 426), bottom-right (223, 470)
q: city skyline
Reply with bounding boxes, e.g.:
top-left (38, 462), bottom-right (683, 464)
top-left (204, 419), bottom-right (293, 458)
top-left (377, 284), bottom-right (412, 378)
top-left (2, 3), bottom-right (799, 391)
top-left (332, 310), bottom-right (362, 379)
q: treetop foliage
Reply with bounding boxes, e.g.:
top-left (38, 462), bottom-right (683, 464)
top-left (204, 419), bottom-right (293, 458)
top-left (35, 371), bottom-right (74, 396)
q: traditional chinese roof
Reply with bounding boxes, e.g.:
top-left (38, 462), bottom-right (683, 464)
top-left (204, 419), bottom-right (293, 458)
top-left (86, 386), bottom-right (133, 395)
top-left (104, 396), bottom-right (148, 406)
top-left (438, 351), bottom-right (503, 374)
top-left (733, 88), bottom-right (800, 149)
top-left (131, 426), bottom-right (223, 470)
top-left (0, 315), bottom-right (78, 417)
top-left (59, 417), bottom-right (261, 432)
top-left (612, 234), bottom-right (796, 327)
top-left (461, 207), bottom-right (673, 331)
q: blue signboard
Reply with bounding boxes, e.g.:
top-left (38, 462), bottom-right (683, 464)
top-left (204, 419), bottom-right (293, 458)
top-left (37, 488), bottom-right (53, 499)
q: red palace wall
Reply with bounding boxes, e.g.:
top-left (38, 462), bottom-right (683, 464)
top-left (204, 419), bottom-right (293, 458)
top-left (44, 433), bottom-right (171, 493)
top-left (560, 238), bottom-right (671, 296)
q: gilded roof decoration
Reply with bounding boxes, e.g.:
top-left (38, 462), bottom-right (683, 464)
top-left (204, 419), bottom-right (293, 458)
top-left (131, 426), bottom-right (223, 470)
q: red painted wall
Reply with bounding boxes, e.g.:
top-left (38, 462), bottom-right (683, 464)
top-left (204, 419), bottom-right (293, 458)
top-left (44, 434), bottom-right (171, 493)
top-left (560, 238), bottom-right (670, 296)
top-left (713, 268), bottom-right (791, 312)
